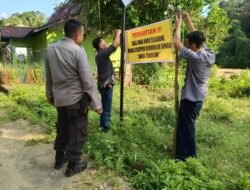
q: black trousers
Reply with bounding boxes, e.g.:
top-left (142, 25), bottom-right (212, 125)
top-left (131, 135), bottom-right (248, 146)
top-left (176, 99), bottom-right (203, 161)
top-left (54, 94), bottom-right (90, 162)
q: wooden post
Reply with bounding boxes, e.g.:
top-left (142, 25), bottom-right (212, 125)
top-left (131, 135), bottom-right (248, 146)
top-left (173, 6), bottom-right (182, 157)
top-left (173, 51), bottom-right (180, 157)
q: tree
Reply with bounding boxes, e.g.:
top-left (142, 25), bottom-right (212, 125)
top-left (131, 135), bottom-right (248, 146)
top-left (204, 4), bottom-right (230, 53)
top-left (216, 20), bottom-right (250, 69)
top-left (219, 0), bottom-right (250, 38)
top-left (0, 18), bottom-right (4, 25)
top-left (241, 0), bottom-right (250, 37)
top-left (219, 0), bottom-right (245, 21)
top-left (72, 0), bottom-right (231, 83)
top-left (2, 11), bottom-right (46, 27)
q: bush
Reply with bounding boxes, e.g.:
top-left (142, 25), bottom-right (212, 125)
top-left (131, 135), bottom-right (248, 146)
top-left (216, 22), bottom-right (250, 69)
top-left (209, 70), bottom-right (250, 98)
top-left (131, 159), bottom-right (224, 190)
top-left (235, 38), bottom-right (250, 69)
top-left (133, 63), bottom-right (162, 85)
top-left (0, 63), bottom-right (45, 84)
top-left (228, 71), bottom-right (250, 98)
top-left (3, 78), bottom-right (250, 190)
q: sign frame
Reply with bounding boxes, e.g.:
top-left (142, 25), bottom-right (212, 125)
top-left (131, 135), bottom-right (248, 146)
top-left (125, 19), bottom-right (175, 64)
top-left (121, 0), bottom-right (134, 7)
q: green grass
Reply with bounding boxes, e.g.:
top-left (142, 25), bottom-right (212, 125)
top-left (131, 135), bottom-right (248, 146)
top-left (0, 67), bottom-right (249, 189)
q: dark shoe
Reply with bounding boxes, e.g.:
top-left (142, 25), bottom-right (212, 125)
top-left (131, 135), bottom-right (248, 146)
top-left (54, 158), bottom-right (67, 169)
top-left (65, 160), bottom-right (87, 177)
top-left (54, 151), bottom-right (67, 169)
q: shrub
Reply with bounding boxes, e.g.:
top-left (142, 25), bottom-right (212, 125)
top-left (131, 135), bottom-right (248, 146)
top-left (25, 68), bottom-right (43, 84)
top-left (0, 64), bottom-right (44, 84)
top-left (131, 159), bottom-right (224, 190)
top-left (133, 63), bottom-right (162, 85)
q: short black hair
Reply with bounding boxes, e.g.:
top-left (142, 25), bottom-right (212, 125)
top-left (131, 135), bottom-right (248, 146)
top-left (64, 19), bottom-right (83, 38)
top-left (185, 31), bottom-right (206, 48)
top-left (92, 37), bottom-right (102, 50)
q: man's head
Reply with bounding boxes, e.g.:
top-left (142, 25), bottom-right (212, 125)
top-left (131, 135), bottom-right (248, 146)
top-left (184, 31), bottom-right (206, 51)
top-left (64, 19), bottom-right (84, 45)
top-left (92, 37), bottom-right (108, 51)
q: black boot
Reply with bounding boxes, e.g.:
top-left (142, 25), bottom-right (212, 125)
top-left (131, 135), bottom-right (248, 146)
top-left (54, 151), bottom-right (67, 169)
top-left (65, 160), bottom-right (87, 177)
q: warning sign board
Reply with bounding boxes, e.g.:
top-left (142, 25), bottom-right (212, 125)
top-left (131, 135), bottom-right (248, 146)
top-left (125, 19), bottom-right (174, 64)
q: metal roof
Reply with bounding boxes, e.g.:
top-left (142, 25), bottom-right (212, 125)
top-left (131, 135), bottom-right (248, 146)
top-left (48, 0), bottom-right (82, 24)
top-left (0, 26), bottom-right (34, 39)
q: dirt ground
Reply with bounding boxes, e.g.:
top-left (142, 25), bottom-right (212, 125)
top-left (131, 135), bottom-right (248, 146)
top-left (217, 68), bottom-right (244, 78)
top-left (0, 110), bottom-right (132, 190)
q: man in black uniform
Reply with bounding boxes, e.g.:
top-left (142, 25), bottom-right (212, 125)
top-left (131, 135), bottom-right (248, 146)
top-left (92, 29), bottom-right (121, 132)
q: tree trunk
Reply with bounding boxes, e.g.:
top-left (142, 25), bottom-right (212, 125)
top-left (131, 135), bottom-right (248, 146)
top-left (97, 0), bottom-right (102, 33)
top-left (124, 63), bottom-right (132, 86)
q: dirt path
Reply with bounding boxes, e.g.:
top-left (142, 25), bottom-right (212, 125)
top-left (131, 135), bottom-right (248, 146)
top-left (217, 68), bottom-right (244, 78)
top-left (0, 118), bottom-right (82, 190)
top-left (0, 110), bottom-right (132, 190)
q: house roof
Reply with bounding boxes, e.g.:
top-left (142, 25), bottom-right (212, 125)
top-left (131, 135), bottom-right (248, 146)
top-left (48, 0), bottom-right (82, 24)
top-left (0, 0), bottom-right (82, 40)
top-left (0, 26), bottom-right (34, 39)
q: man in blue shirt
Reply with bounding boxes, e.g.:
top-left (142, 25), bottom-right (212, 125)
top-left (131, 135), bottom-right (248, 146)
top-left (92, 30), bottom-right (121, 132)
top-left (174, 11), bottom-right (215, 161)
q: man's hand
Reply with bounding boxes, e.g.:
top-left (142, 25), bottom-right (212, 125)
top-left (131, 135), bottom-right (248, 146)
top-left (113, 29), bottom-right (121, 48)
top-left (96, 108), bottom-right (103, 115)
top-left (175, 15), bottom-right (182, 27)
top-left (181, 11), bottom-right (196, 32)
top-left (115, 29), bottom-right (121, 36)
top-left (174, 15), bottom-right (183, 51)
top-left (181, 11), bottom-right (189, 20)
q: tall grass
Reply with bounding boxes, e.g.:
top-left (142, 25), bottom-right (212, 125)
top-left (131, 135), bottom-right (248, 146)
top-left (0, 63), bottom-right (45, 84)
top-left (0, 65), bottom-right (249, 189)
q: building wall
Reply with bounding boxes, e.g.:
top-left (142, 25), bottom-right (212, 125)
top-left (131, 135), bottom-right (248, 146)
top-left (47, 23), bottom-right (64, 45)
top-left (10, 30), bottom-right (47, 64)
top-left (8, 21), bottom-right (120, 71)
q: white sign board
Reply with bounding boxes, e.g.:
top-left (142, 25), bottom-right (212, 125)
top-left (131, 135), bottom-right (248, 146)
top-left (121, 0), bottom-right (133, 7)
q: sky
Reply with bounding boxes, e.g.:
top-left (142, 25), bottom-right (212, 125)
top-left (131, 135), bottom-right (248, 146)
top-left (0, 0), bottom-right (65, 19)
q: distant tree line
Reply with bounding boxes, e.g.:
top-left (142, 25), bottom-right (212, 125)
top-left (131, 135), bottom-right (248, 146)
top-left (1, 0), bottom-right (248, 68)
top-left (0, 11), bottom-right (46, 27)
top-left (217, 0), bottom-right (250, 68)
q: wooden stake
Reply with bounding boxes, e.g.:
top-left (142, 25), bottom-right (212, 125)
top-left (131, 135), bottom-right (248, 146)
top-left (173, 51), bottom-right (180, 157)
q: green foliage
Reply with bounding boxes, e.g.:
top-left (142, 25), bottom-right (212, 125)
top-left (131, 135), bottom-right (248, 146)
top-left (132, 63), bottom-right (162, 85)
top-left (216, 20), bottom-right (250, 69)
top-left (210, 64), bottom-right (219, 78)
top-left (218, 0), bottom-right (250, 68)
top-left (196, 120), bottom-right (225, 148)
top-left (219, 0), bottom-right (245, 21)
top-left (9, 85), bottom-right (56, 133)
top-left (205, 4), bottom-right (231, 53)
top-left (209, 71), bottom-right (250, 98)
top-left (2, 66), bottom-right (250, 190)
top-left (219, 0), bottom-right (250, 38)
top-left (0, 63), bottom-right (45, 84)
top-left (131, 159), bottom-right (224, 190)
top-left (202, 97), bottom-right (234, 122)
top-left (235, 172), bottom-right (250, 190)
top-left (235, 38), bottom-right (250, 69)
top-left (228, 71), bottom-right (250, 98)
top-left (2, 11), bottom-right (46, 27)
top-left (241, 0), bottom-right (250, 38)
